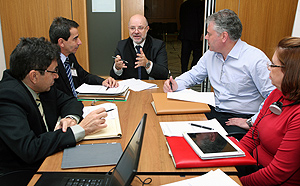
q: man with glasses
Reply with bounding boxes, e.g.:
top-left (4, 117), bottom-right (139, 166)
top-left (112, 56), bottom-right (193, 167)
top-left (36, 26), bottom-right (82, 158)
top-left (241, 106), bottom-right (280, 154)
top-left (0, 37), bottom-right (109, 182)
top-left (163, 9), bottom-right (275, 137)
top-left (49, 17), bottom-right (118, 97)
top-left (110, 14), bottom-right (169, 80)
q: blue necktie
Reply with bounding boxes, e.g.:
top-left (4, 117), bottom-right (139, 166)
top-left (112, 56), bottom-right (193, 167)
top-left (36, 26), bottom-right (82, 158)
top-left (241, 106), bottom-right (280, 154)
top-left (64, 58), bottom-right (77, 97)
top-left (135, 45), bottom-right (142, 79)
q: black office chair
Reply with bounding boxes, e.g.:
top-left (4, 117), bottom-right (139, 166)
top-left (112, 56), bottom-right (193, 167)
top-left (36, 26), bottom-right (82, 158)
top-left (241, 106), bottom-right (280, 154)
top-left (0, 170), bottom-right (35, 186)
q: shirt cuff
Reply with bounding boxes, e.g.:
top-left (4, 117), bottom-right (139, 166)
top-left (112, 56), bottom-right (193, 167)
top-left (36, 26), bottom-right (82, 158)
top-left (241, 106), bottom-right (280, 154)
top-left (113, 64), bottom-right (123, 76)
top-left (65, 115), bottom-right (80, 123)
top-left (70, 125), bottom-right (85, 142)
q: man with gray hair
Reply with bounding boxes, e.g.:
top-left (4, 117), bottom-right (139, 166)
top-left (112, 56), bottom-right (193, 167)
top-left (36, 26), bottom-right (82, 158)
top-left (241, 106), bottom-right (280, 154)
top-left (163, 9), bottom-right (275, 136)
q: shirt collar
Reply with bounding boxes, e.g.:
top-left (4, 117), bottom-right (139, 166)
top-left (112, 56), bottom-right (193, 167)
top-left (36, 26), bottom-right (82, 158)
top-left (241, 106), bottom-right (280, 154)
top-left (60, 53), bottom-right (68, 64)
top-left (133, 40), bottom-right (146, 50)
top-left (22, 81), bottom-right (38, 100)
top-left (227, 39), bottom-right (243, 60)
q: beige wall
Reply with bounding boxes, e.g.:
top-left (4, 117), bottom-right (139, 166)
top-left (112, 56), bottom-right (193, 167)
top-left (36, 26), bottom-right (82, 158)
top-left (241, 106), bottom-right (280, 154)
top-left (216, 0), bottom-right (298, 59)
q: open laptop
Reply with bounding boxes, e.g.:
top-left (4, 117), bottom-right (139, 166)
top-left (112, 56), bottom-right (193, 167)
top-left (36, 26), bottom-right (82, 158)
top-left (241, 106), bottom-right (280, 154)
top-left (35, 114), bottom-right (147, 186)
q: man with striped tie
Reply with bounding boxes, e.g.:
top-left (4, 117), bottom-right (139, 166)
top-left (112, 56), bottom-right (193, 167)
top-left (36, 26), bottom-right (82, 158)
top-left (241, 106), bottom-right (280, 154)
top-left (49, 17), bottom-right (118, 97)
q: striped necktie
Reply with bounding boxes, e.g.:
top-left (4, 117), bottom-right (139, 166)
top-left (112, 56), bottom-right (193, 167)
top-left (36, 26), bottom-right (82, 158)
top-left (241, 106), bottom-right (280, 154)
top-left (64, 58), bottom-right (77, 97)
top-left (135, 45), bottom-right (142, 79)
top-left (36, 95), bottom-right (49, 132)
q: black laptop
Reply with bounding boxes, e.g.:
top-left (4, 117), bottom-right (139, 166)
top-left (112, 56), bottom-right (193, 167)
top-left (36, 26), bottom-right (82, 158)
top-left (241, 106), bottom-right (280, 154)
top-left (35, 114), bottom-right (147, 186)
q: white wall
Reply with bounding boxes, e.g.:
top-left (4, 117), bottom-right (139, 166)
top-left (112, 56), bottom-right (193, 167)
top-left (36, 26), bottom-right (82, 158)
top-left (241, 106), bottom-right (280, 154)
top-left (0, 18), bottom-right (6, 80)
top-left (292, 0), bottom-right (300, 36)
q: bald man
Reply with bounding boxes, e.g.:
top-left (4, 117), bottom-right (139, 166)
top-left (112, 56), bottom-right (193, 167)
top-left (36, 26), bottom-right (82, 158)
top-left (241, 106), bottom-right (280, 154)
top-left (110, 14), bottom-right (169, 80)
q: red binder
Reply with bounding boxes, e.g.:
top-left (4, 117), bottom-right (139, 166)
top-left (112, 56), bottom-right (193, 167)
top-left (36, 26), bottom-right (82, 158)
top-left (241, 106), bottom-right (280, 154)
top-left (166, 136), bottom-right (256, 168)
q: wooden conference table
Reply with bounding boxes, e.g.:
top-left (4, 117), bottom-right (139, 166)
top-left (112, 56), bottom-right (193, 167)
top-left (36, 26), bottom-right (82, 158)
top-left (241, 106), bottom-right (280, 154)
top-left (29, 80), bottom-right (242, 185)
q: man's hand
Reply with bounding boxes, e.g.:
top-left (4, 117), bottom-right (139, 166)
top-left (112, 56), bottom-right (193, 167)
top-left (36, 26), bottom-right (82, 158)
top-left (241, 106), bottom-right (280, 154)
top-left (55, 117), bottom-right (77, 132)
top-left (225, 118), bottom-right (250, 130)
top-left (163, 76), bottom-right (178, 92)
top-left (114, 55), bottom-right (127, 70)
top-left (135, 48), bottom-right (148, 68)
top-left (102, 77), bottom-right (119, 88)
top-left (79, 107), bottom-right (108, 135)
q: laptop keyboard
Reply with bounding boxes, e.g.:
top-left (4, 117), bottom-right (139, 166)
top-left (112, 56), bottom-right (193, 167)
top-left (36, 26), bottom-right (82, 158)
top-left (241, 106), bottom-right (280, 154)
top-left (66, 178), bottom-right (103, 186)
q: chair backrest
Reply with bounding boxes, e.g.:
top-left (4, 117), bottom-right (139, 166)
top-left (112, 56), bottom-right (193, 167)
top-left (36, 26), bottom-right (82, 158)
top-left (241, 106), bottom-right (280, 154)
top-left (0, 170), bottom-right (35, 186)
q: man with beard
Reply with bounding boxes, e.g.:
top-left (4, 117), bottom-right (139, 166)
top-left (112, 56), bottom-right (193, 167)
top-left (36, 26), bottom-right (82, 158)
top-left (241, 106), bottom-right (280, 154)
top-left (110, 14), bottom-right (169, 80)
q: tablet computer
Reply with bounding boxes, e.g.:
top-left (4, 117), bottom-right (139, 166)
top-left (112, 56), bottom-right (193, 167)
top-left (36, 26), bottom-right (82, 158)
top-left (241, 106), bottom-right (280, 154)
top-left (183, 131), bottom-right (245, 160)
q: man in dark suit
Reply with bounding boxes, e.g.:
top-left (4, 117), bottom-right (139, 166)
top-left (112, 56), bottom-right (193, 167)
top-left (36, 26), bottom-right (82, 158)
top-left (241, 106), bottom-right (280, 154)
top-left (49, 17), bottom-right (118, 97)
top-left (0, 37), bottom-right (108, 180)
top-left (179, 0), bottom-right (205, 73)
top-left (110, 14), bottom-right (168, 80)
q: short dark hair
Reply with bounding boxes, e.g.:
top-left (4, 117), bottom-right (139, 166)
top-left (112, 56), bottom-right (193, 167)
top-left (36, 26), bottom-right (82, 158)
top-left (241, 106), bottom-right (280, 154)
top-left (49, 17), bottom-right (79, 44)
top-left (276, 37), bottom-right (300, 101)
top-left (10, 37), bottom-right (60, 80)
top-left (206, 9), bottom-right (242, 41)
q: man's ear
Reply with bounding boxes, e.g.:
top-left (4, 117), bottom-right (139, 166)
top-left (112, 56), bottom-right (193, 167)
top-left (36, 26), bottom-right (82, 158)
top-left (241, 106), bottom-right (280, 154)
top-left (28, 70), bottom-right (39, 84)
top-left (58, 38), bottom-right (65, 48)
top-left (221, 31), bottom-right (229, 43)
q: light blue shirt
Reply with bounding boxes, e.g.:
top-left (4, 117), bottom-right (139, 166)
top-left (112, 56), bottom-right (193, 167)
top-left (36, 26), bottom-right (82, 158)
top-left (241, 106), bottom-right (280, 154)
top-left (176, 39), bottom-right (275, 115)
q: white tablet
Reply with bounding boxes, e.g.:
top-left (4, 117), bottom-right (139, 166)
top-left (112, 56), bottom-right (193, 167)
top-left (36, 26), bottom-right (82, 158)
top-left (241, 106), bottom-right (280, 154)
top-left (183, 131), bottom-right (245, 160)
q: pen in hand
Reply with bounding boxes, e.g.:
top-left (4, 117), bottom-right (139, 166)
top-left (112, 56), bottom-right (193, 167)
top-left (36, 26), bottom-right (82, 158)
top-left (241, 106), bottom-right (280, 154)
top-left (106, 108), bottom-right (115, 112)
top-left (112, 56), bottom-right (128, 63)
top-left (189, 123), bottom-right (214, 130)
top-left (169, 70), bottom-right (173, 91)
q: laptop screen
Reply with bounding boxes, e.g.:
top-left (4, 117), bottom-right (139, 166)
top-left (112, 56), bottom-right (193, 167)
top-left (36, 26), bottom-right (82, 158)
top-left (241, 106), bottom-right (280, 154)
top-left (108, 114), bottom-right (147, 186)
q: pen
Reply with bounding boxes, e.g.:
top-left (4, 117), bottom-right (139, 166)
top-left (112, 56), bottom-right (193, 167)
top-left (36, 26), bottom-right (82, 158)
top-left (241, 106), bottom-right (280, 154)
top-left (169, 70), bottom-right (173, 91)
top-left (112, 56), bottom-right (128, 63)
top-left (190, 123), bottom-right (214, 130)
top-left (106, 87), bottom-right (110, 91)
top-left (106, 108), bottom-right (115, 112)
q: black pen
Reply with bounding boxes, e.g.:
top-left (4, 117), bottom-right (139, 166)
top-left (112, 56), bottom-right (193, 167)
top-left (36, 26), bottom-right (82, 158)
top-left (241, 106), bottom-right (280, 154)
top-left (169, 70), bottom-right (173, 91)
top-left (106, 108), bottom-right (115, 112)
top-left (106, 86), bottom-right (110, 91)
top-left (112, 56), bottom-right (128, 63)
top-left (190, 123), bottom-right (214, 130)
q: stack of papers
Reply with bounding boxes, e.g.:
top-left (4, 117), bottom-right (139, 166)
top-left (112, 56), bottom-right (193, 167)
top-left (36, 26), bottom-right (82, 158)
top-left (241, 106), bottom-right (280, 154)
top-left (76, 83), bottom-right (130, 101)
top-left (118, 78), bottom-right (158, 91)
top-left (160, 119), bottom-right (228, 137)
top-left (161, 169), bottom-right (240, 186)
top-left (167, 89), bottom-right (215, 107)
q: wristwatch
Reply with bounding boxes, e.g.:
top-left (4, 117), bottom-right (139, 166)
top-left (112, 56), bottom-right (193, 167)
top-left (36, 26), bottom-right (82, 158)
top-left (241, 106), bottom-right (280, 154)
top-left (246, 118), bottom-right (253, 128)
top-left (145, 60), bottom-right (151, 69)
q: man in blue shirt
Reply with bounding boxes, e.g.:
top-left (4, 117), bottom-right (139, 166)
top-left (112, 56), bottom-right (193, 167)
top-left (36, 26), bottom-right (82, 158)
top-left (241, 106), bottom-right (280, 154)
top-left (163, 9), bottom-right (275, 135)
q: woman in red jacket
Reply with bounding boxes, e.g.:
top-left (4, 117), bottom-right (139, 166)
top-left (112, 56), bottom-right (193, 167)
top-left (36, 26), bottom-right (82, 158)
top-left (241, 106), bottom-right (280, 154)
top-left (239, 37), bottom-right (300, 185)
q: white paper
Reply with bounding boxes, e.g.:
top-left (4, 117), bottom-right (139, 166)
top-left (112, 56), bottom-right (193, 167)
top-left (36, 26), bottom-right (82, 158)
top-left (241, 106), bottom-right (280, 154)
top-left (82, 102), bottom-right (118, 119)
top-left (76, 83), bottom-right (128, 95)
top-left (160, 119), bottom-right (228, 137)
top-left (118, 78), bottom-right (158, 92)
top-left (167, 89), bottom-right (215, 107)
top-left (92, 0), bottom-right (115, 12)
top-left (162, 169), bottom-right (239, 186)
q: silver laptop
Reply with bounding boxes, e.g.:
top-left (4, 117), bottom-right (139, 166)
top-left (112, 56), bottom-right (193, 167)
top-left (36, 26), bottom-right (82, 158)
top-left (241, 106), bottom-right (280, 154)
top-left (35, 114), bottom-right (147, 186)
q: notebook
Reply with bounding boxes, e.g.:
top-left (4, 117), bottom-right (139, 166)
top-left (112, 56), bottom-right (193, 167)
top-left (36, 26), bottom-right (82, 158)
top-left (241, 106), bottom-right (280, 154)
top-left (34, 114), bottom-right (147, 186)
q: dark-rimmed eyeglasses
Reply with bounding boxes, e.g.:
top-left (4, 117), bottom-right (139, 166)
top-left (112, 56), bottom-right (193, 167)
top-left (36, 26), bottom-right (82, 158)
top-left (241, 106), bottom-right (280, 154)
top-left (267, 61), bottom-right (285, 69)
top-left (35, 68), bottom-right (58, 74)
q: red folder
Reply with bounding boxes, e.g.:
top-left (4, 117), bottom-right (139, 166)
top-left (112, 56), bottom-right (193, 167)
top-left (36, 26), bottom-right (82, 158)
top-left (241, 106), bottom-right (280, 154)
top-left (166, 136), bottom-right (256, 168)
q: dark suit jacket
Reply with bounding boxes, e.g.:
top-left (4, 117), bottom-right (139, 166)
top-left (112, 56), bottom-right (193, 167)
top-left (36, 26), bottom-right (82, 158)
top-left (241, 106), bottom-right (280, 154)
top-left (0, 70), bottom-right (83, 174)
top-left (110, 35), bottom-right (168, 80)
top-left (55, 53), bottom-right (105, 96)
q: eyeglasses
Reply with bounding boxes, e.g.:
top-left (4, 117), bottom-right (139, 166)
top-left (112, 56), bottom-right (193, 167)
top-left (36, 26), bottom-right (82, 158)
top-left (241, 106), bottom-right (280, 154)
top-left (129, 26), bottom-right (148, 32)
top-left (267, 61), bottom-right (285, 69)
top-left (35, 68), bottom-right (59, 74)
